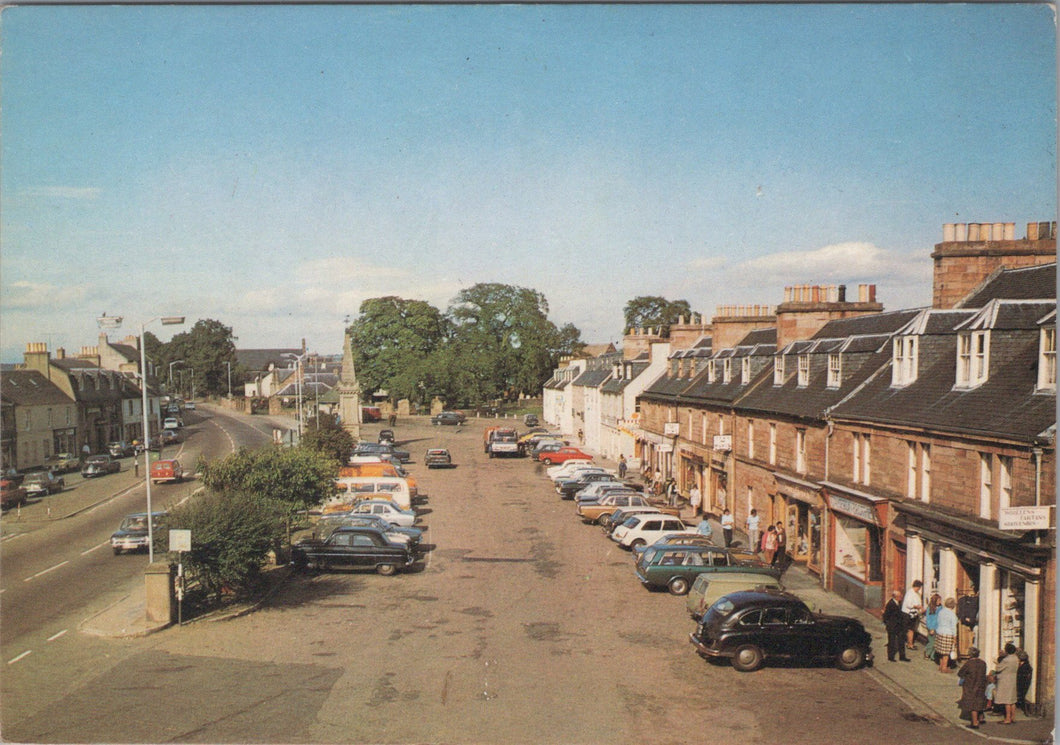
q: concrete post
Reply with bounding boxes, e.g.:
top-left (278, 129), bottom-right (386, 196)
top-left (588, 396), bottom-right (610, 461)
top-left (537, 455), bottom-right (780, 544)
top-left (145, 561), bottom-right (176, 625)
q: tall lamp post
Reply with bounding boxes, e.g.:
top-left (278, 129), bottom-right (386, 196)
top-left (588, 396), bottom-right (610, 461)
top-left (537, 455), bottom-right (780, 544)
top-left (225, 361), bottom-right (232, 398)
top-left (99, 314), bottom-right (185, 563)
top-left (282, 351), bottom-right (308, 438)
top-left (168, 360), bottom-right (184, 389)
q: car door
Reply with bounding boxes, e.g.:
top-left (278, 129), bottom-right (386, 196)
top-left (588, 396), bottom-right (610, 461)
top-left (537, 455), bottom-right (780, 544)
top-left (325, 531), bottom-right (357, 566)
top-left (348, 532), bottom-right (381, 568)
top-left (640, 518), bottom-right (663, 540)
top-left (756, 605), bottom-right (792, 656)
top-left (784, 605), bottom-right (825, 658)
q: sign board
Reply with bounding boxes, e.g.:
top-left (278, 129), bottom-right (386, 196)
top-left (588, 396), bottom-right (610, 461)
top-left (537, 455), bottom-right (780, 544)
top-left (663, 422), bottom-right (680, 436)
top-left (657, 443), bottom-right (673, 453)
top-left (998, 506), bottom-right (1053, 531)
top-left (828, 495), bottom-right (878, 525)
top-left (713, 435), bottom-right (732, 452)
top-left (169, 529), bottom-right (192, 552)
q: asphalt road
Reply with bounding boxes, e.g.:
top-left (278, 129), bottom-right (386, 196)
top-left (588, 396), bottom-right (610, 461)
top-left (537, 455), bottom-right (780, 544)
top-left (2, 415), bottom-right (984, 744)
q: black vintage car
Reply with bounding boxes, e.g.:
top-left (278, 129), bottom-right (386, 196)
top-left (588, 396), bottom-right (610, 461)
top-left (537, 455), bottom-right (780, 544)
top-left (291, 526), bottom-right (415, 576)
top-left (430, 411), bottom-right (465, 426)
top-left (689, 589), bottom-right (873, 672)
top-left (81, 454), bottom-right (122, 478)
top-left (352, 441), bottom-right (411, 463)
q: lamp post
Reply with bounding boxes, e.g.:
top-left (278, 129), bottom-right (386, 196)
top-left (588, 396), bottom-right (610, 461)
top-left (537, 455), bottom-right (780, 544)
top-left (282, 351), bottom-right (308, 438)
top-left (168, 360), bottom-right (184, 388)
top-left (225, 361), bottom-right (232, 398)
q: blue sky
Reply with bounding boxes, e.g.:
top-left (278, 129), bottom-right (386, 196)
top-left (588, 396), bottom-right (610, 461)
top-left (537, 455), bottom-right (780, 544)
top-left (2, 4), bottom-right (1055, 361)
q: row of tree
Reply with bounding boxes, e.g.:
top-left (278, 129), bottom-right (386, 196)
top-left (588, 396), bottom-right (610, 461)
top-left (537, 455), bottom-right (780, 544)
top-left (145, 318), bottom-right (242, 399)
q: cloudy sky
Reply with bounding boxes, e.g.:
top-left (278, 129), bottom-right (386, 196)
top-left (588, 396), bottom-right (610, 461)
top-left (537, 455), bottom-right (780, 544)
top-left (2, 4), bottom-right (1055, 361)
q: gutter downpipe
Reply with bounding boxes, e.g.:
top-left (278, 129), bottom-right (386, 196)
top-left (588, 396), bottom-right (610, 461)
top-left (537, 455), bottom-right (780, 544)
top-left (1032, 446), bottom-right (1042, 546)
top-left (823, 418), bottom-right (834, 590)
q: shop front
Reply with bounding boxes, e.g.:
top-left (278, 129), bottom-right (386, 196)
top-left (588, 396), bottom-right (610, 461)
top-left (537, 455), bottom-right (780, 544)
top-left (678, 447), bottom-right (707, 514)
top-left (893, 501), bottom-right (1053, 714)
top-left (821, 482), bottom-right (889, 610)
top-left (775, 473), bottom-right (824, 574)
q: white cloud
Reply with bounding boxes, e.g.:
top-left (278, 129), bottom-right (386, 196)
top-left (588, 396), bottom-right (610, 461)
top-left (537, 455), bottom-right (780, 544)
top-left (3, 280), bottom-right (88, 310)
top-left (738, 242), bottom-right (891, 281)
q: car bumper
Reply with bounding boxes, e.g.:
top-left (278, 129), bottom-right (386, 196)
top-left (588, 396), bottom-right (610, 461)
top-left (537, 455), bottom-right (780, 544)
top-left (112, 538), bottom-right (149, 551)
top-left (688, 633), bottom-right (727, 658)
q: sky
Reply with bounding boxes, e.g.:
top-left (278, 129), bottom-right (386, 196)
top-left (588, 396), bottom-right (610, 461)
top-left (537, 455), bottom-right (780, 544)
top-left (1, 4), bottom-right (1056, 362)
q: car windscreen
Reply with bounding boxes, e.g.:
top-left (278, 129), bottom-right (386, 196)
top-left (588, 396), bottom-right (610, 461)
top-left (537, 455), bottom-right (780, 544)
top-left (702, 598), bottom-right (736, 626)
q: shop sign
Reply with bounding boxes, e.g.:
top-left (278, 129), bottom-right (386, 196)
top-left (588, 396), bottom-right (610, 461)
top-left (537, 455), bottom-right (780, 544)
top-left (657, 443), bottom-right (673, 453)
top-left (712, 435), bottom-right (731, 452)
top-left (829, 495), bottom-right (877, 525)
top-left (663, 422), bottom-right (680, 436)
top-left (998, 506), bottom-right (1053, 531)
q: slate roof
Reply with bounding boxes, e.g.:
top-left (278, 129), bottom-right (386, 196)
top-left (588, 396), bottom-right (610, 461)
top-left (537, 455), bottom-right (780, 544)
top-left (1, 370), bottom-right (74, 407)
top-left (107, 342), bottom-right (139, 362)
top-left (572, 367), bottom-right (612, 387)
top-left (959, 263), bottom-right (1056, 308)
top-left (235, 348), bottom-right (303, 373)
top-left (600, 361), bottom-right (650, 394)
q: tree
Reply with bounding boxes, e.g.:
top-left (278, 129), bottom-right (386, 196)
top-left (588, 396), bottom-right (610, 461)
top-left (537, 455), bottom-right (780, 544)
top-left (200, 445), bottom-right (337, 511)
top-left (622, 296), bottom-right (694, 337)
top-left (348, 297), bottom-right (447, 404)
top-left (300, 414), bottom-right (355, 465)
top-left (161, 318), bottom-right (239, 397)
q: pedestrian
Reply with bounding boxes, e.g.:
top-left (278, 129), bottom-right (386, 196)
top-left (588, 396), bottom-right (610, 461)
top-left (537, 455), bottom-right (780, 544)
top-left (883, 590), bottom-right (911, 662)
top-left (618, 455), bottom-right (627, 479)
top-left (1016, 650), bottom-right (1033, 715)
top-left (935, 597), bottom-right (959, 673)
top-left (761, 525), bottom-right (777, 563)
top-left (993, 643), bottom-right (1020, 724)
top-left (957, 647), bottom-right (989, 729)
top-left (689, 483), bottom-right (702, 515)
top-left (902, 580), bottom-right (925, 650)
top-left (771, 521), bottom-right (787, 569)
top-left (653, 468), bottom-right (662, 495)
top-left (923, 593), bottom-right (942, 660)
top-left (696, 517), bottom-right (713, 542)
top-left (745, 509), bottom-right (760, 552)
top-left (720, 508), bottom-right (734, 547)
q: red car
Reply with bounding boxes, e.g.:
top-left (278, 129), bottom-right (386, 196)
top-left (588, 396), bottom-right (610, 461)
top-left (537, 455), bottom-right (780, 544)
top-left (150, 459), bottom-right (184, 484)
top-left (538, 447), bottom-right (592, 466)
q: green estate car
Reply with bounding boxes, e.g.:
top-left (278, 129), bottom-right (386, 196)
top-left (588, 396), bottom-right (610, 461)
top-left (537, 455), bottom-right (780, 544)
top-left (634, 544), bottom-right (780, 596)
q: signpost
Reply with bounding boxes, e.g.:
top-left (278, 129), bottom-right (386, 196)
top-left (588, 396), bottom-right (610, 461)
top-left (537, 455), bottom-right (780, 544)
top-left (169, 529), bottom-right (192, 625)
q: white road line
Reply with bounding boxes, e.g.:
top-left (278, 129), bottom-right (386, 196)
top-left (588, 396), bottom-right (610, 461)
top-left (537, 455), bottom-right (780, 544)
top-left (24, 560), bottom-right (69, 581)
top-left (7, 650), bottom-right (31, 665)
top-left (81, 542), bottom-right (108, 556)
top-left (46, 629), bottom-right (68, 642)
top-left (1, 533), bottom-right (26, 543)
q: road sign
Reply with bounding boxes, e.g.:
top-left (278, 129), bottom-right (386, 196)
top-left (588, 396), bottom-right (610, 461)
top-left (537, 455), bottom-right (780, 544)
top-left (169, 529), bottom-right (192, 552)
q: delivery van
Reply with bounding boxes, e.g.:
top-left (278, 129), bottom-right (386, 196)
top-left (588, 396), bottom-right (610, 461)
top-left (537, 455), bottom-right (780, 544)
top-left (329, 476), bottom-right (412, 510)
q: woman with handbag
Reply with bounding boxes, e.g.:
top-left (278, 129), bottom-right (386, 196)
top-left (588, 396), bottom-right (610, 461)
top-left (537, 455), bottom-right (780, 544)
top-left (934, 597), bottom-right (959, 673)
top-left (957, 647), bottom-right (989, 729)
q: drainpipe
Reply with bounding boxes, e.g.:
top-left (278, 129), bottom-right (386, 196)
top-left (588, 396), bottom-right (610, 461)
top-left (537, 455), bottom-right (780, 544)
top-left (822, 419), bottom-right (834, 590)
top-left (1032, 447), bottom-right (1043, 546)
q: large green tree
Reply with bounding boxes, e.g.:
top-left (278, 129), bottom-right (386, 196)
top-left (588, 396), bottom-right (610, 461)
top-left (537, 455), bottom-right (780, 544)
top-left (348, 297), bottom-right (447, 403)
top-left (158, 318), bottom-right (239, 397)
top-left (623, 296), bottom-right (694, 337)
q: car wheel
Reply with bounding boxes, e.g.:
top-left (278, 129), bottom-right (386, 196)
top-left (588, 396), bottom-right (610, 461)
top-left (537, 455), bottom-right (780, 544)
top-left (667, 576), bottom-right (690, 595)
top-left (542, 458), bottom-right (553, 465)
top-left (836, 646), bottom-right (866, 671)
top-left (630, 538), bottom-right (646, 550)
top-left (376, 563), bottom-right (397, 576)
top-left (113, 547), bottom-right (122, 555)
top-left (595, 514), bottom-right (610, 526)
top-left (731, 644), bottom-right (765, 672)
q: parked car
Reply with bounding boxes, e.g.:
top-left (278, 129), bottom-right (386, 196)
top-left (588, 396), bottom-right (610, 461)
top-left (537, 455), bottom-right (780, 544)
top-left (81, 454), bottom-right (122, 478)
top-left (598, 505), bottom-right (666, 533)
top-left (689, 590), bottom-right (872, 672)
top-left (349, 499), bottom-right (418, 528)
top-left (315, 513), bottom-right (424, 552)
top-left (163, 416), bottom-right (183, 430)
top-left (43, 452), bottom-right (80, 473)
top-left (530, 440), bottom-right (567, 460)
top-left (538, 446), bottom-right (592, 466)
top-left (557, 471), bottom-right (620, 499)
top-left (548, 463), bottom-right (608, 483)
top-left (107, 441), bottom-right (136, 458)
top-left (184, 401), bottom-right (196, 410)
top-left (523, 414), bottom-right (539, 427)
top-left (1, 479), bottom-right (27, 509)
top-left (378, 429), bottom-right (396, 445)
top-left (430, 411), bottom-right (465, 426)
top-left (424, 448), bottom-right (453, 468)
top-left (611, 514), bottom-right (695, 550)
top-left (578, 492), bottom-right (658, 523)
top-left (159, 429), bottom-right (182, 445)
top-left (632, 532), bottom-right (717, 555)
top-left (291, 526), bottom-right (416, 575)
top-left (150, 459), bottom-right (184, 484)
top-left (574, 482), bottom-right (641, 504)
top-left (353, 441), bottom-right (410, 463)
top-left (686, 572), bottom-right (786, 621)
top-left (634, 544), bottom-right (780, 595)
top-left (110, 511), bottom-right (167, 555)
top-left (21, 470), bottom-right (65, 496)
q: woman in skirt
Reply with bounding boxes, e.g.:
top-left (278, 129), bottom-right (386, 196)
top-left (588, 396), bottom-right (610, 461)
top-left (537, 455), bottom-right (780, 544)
top-left (934, 597), bottom-right (959, 673)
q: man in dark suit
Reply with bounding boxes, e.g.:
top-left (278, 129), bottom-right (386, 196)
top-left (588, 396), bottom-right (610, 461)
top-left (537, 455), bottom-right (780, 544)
top-left (883, 589), bottom-right (911, 662)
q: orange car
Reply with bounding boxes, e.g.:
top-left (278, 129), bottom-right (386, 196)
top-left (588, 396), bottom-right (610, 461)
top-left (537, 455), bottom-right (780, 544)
top-left (150, 459), bottom-right (184, 484)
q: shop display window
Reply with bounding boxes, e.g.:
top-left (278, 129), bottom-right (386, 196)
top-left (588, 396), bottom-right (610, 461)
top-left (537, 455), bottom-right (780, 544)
top-left (834, 516), bottom-right (882, 582)
top-left (1000, 572), bottom-right (1025, 650)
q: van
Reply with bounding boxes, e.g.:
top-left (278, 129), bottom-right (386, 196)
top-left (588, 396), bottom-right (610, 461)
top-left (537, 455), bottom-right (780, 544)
top-left (685, 571), bottom-right (785, 620)
top-left (338, 462), bottom-right (418, 498)
top-left (329, 476), bottom-right (411, 510)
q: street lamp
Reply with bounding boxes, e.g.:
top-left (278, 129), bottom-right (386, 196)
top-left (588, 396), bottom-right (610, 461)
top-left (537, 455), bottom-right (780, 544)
top-left (225, 361), bottom-right (232, 398)
top-left (168, 360), bottom-right (184, 388)
top-left (282, 351), bottom-right (308, 438)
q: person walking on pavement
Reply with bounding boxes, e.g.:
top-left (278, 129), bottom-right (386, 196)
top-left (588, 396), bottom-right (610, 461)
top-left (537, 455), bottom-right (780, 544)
top-left (745, 509), bottom-right (760, 553)
top-left (720, 509), bottom-right (734, 547)
top-left (689, 483), bottom-right (702, 515)
top-left (695, 517), bottom-right (713, 542)
top-left (1016, 650), bottom-right (1033, 715)
top-left (902, 580), bottom-right (924, 650)
top-left (761, 525), bottom-right (777, 563)
top-left (771, 521), bottom-right (787, 569)
top-left (993, 643), bottom-right (1020, 724)
top-left (883, 590), bottom-right (911, 662)
top-left (934, 597), bottom-right (959, 673)
top-left (957, 647), bottom-right (989, 728)
top-left (618, 455), bottom-right (627, 479)
top-left (923, 593), bottom-right (942, 660)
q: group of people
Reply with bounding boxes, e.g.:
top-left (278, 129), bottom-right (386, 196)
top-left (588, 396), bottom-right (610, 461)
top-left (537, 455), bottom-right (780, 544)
top-left (884, 581), bottom-right (1033, 728)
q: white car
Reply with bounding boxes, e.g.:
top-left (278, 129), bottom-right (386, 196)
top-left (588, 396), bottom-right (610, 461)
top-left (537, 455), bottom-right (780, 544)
top-left (350, 499), bottom-right (417, 528)
top-left (611, 514), bottom-right (696, 550)
top-left (574, 481), bottom-right (639, 503)
top-left (547, 462), bottom-right (609, 481)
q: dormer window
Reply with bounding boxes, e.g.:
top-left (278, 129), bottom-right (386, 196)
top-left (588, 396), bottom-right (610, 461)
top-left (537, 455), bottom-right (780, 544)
top-left (670, 360), bottom-right (680, 377)
top-left (1038, 327), bottom-right (1056, 391)
top-left (723, 358), bottom-right (732, 383)
top-left (773, 356), bottom-right (785, 386)
top-left (797, 355), bottom-right (810, 387)
top-left (708, 360), bottom-right (717, 383)
top-left (891, 336), bottom-right (918, 386)
top-left (956, 330), bottom-right (989, 388)
top-left (741, 357), bottom-right (751, 384)
top-left (827, 353), bottom-right (842, 388)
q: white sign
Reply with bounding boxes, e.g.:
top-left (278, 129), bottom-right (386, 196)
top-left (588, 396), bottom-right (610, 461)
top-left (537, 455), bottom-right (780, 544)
top-left (713, 435), bottom-right (732, 452)
top-left (657, 443), bottom-right (673, 453)
top-left (169, 529), bottom-right (192, 552)
top-left (663, 422), bottom-right (680, 436)
top-left (998, 506), bottom-right (1053, 531)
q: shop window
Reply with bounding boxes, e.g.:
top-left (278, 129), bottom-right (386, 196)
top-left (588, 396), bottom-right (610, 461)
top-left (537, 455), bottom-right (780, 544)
top-left (1038, 326), bottom-right (1056, 391)
top-left (773, 356), bottom-right (785, 385)
top-left (797, 355), bottom-right (810, 387)
top-left (999, 571), bottom-right (1025, 650)
top-left (827, 353), bottom-right (842, 388)
top-left (741, 357), bottom-right (751, 384)
top-left (768, 424), bottom-right (777, 465)
top-left (833, 515), bottom-right (882, 582)
top-left (956, 331), bottom-right (990, 388)
top-left (979, 453), bottom-right (992, 519)
top-left (891, 336), bottom-right (918, 386)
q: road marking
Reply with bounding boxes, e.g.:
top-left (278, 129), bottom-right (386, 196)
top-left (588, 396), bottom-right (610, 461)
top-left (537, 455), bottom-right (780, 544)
top-left (81, 542), bottom-right (108, 556)
top-left (46, 629), bottom-right (68, 642)
top-left (7, 650), bottom-right (31, 665)
top-left (24, 560), bottom-right (69, 581)
top-left (1, 533), bottom-right (26, 543)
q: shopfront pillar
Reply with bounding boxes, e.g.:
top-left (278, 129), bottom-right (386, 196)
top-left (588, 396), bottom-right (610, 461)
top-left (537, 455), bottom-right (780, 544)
top-left (1023, 580), bottom-right (1040, 704)
top-left (978, 562), bottom-right (999, 658)
top-left (938, 548), bottom-right (959, 601)
top-left (906, 534), bottom-right (924, 589)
